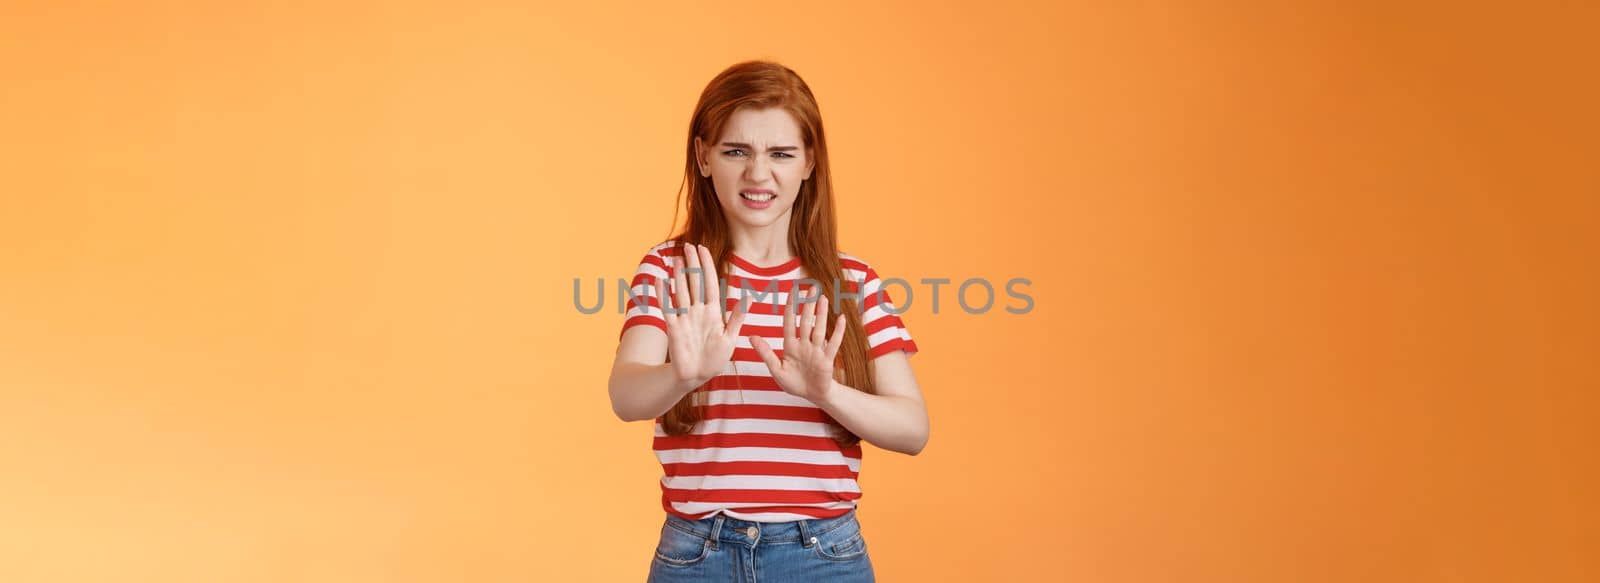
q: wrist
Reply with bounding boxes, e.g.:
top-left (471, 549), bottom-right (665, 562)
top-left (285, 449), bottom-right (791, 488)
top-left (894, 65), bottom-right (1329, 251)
top-left (666, 364), bottom-right (708, 394)
top-left (680, 374), bottom-right (710, 394)
top-left (815, 379), bottom-right (845, 409)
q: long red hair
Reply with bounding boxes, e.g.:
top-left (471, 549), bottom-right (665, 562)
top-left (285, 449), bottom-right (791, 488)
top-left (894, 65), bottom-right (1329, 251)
top-left (658, 60), bottom-right (873, 447)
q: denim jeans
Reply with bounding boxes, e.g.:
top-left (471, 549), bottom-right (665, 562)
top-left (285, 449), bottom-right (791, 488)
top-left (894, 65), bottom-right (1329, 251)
top-left (646, 509), bottom-right (876, 582)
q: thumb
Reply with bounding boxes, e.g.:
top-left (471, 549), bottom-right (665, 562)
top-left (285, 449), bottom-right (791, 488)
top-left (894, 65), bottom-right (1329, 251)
top-left (749, 335), bottom-right (783, 372)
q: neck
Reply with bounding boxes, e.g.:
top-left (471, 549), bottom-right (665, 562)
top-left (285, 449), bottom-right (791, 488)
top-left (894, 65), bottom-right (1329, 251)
top-left (727, 209), bottom-right (793, 264)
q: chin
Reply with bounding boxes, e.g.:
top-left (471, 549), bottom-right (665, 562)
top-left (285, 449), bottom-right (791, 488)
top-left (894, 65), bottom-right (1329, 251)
top-left (731, 207), bottom-right (785, 225)
top-left (728, 213), bottom-right (779, 229)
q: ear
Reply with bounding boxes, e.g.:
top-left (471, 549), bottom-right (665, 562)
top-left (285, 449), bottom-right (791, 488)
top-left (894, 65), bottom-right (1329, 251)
top-left (694, 137), bottom-right (709, 176)
top-left (805, 148), bottom-right (815, 180)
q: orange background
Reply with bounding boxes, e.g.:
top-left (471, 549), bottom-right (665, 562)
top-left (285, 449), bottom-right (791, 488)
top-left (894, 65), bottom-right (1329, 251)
top-left (2, 1), bottom-right (1596, 581)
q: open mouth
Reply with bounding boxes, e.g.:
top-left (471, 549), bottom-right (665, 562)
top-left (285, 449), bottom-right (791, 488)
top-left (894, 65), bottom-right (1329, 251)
top-left (739, 190), bottom-right (776, 209)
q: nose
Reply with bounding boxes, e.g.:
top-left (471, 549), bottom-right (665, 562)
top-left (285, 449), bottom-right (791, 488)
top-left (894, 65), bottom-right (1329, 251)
top-left (742, 154), bottom-right (770, 181)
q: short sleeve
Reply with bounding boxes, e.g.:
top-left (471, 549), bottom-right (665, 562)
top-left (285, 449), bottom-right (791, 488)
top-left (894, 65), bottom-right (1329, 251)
top-left (858, 264), bottom-right (919, 359)
top-left (618, 244), bottom-right (673, 340)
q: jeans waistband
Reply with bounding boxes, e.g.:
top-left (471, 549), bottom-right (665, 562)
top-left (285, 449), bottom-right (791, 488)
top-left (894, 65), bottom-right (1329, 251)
top-left (664, 509), bottom-right (860, 549)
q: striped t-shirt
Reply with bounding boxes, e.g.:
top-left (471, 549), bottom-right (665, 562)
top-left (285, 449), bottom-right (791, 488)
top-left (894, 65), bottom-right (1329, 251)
top-left (619, 241), bottom-right (919, 523)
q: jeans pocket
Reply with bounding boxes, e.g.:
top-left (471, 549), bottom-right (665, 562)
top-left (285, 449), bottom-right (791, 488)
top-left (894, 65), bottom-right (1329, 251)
top-left (812, 524), bottom-right (868, 561)
top-left (653, 522), bottom-right (712, 567)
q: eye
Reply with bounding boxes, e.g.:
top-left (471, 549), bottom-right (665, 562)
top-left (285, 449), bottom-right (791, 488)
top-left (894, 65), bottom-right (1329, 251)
top-left (721, 149), bottom-right (795, 159)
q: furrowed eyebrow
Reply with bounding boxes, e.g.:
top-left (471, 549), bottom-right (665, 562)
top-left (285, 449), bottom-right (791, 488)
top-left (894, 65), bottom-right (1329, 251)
top-left (720, 142), bottom-right (799, 152)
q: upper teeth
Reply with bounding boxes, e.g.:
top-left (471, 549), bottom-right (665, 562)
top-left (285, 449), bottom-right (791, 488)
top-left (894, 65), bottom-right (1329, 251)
top-left (741, 192), bottom-right (774, 201)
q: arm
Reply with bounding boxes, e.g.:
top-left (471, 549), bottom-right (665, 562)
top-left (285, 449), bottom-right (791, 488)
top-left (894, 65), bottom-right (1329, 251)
top-left (608, 326), bottom-right (696, 422)
top-left (815, 351), bottom-right (928, 455)
top-left (749, 291), bottom-right (930, 456)
top-left (608, 243), bottom-right (747, 422)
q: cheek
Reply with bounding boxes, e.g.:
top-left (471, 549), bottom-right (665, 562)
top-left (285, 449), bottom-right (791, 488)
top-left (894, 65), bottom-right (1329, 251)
top-left (707, 173), bottom-right (735, 201)
top-left (718, 181), bottom-right (744, 205)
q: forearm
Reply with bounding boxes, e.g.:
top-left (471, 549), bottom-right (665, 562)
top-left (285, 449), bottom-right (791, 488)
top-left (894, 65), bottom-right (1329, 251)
top-left (817, 380), bottom-right (929, 455)
top-left (609, 362), bottom-right (696, 422)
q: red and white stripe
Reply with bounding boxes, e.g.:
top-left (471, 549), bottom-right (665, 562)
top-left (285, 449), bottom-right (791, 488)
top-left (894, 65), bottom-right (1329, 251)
top-left (620, 242), bottom-right (919, 522)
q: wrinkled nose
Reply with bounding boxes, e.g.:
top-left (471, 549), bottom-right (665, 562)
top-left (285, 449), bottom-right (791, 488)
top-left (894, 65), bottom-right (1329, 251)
top-left (743, 155), bottom-right (769, 180)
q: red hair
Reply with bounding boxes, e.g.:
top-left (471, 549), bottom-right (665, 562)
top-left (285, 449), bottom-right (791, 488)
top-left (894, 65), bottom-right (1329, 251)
top-left (659, 60), bottom-right (874, 447)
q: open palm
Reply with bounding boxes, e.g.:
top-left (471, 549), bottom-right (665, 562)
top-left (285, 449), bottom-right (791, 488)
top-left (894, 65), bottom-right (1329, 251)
top-left (658, 243), bottom-right (747, 390)
top-left (750, 288), bottom-right (847, 404)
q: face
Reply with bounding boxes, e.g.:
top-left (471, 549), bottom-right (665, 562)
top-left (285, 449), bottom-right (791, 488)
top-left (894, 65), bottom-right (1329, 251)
top-left (695, 107), bottom-right (815, 230)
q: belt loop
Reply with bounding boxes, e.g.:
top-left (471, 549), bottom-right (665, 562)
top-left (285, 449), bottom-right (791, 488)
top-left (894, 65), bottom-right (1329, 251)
top-left (798, 516), bottom-right (814, 548)
top-left (708, 514), bottom-right (725, 550)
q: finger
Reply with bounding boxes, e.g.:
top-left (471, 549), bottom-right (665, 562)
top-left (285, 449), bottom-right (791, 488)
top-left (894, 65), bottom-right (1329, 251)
top-left (723, 295), bottom-right (748, 341)
top-left (812, 295), bottom-right (829, 344)
top-left (656, 273), bottom-right (677, 324)
top-left (698, 243), bottom-right (721, 308)
top-left (750, 335), bottom-right (783, 372)
top-left (671, 251), bottom-right (692, 310)
top-left (795, 287), bottom-right (812, 342)
top-left (825, 313), bottom-right (847, 358)
top-left (682, 243), bottom-right (703, 306)
top-left (781, 291), bottom-right (796, 340)
top-left (803, 287), bottom-right (820, 342)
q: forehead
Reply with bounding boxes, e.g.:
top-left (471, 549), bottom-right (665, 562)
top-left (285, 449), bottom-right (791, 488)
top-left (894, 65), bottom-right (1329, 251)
top-left (717, 107), bottom-right (804, 145)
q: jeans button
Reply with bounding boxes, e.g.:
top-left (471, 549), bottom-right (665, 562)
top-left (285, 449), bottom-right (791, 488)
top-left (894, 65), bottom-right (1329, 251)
top-left (745, 526), bottom-right (758, 539)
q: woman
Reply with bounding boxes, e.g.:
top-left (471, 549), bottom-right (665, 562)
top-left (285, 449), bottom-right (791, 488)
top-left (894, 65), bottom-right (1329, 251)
top-left (608, 60), bottom-right (928, 583)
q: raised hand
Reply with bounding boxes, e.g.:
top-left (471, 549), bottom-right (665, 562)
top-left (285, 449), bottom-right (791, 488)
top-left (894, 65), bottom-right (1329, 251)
top-left (658, 243), bottom-right (748, 393)
top-left (749, 286), bottom-right (847, 404)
